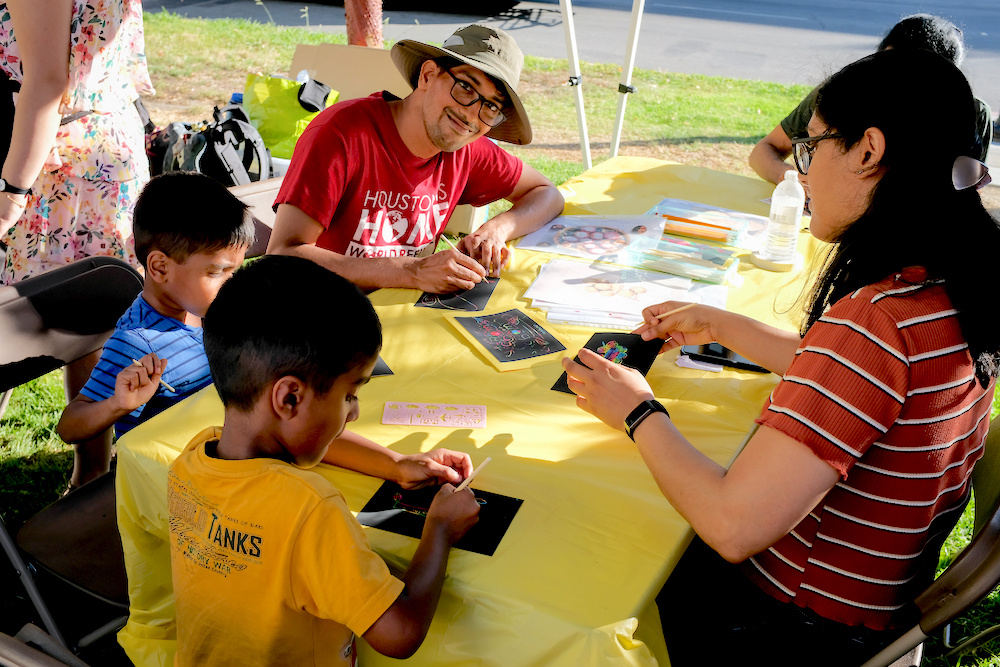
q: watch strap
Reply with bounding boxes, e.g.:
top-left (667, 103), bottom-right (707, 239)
top-left (0, 178), bottom-right (31, 195)
top-left (624, 399), bottom-right (669, 441)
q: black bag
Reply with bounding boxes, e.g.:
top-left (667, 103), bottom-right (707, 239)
top-left (162, 104), bottom-right (271, 186)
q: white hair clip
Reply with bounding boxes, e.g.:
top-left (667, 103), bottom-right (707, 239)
top-left (952, 155), bottom-right (991, 190)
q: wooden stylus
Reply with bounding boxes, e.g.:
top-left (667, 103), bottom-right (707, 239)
top-left (132, 359), bottom-right (176, 393)
top-left (455, 457), bottom-right (492, 492)
top-left (652, 302), bottom-right (697, 321)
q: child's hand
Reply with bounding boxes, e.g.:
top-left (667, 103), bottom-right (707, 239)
top-left (113, 354), bottom-right (167, 413)
top-left (396, 449), bottom-right (474, 489)
top-left (425, 484), bottom-right (480, 545)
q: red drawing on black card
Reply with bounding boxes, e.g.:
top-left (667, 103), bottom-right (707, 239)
top-left (392, 492), bottom-right (487, 517)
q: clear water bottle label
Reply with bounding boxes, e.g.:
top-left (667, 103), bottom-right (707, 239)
top-left (763, 205), bottom-right (800, 261)
top-left (770, 205), bottom-right (801, 228)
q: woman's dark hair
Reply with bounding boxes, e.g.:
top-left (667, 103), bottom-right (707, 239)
top-left (878, 14), bottom-right (965, 66)
top-left (203, 255), bottom-right (382, 411)
top-left (803, 49), bottom-right (1000, 386)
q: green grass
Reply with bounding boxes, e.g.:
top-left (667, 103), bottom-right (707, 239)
top-left (0, 373), bottom-right (71, 530)
top-left (2, 12), bottom-right (999, 664)
top-left (142, 12), bottom-right (348, 118)
top-left (141, 10), bottom-right (806, 177)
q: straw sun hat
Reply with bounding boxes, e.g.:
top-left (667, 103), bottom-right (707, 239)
top-left (390, 24), bottom-right (532, 145)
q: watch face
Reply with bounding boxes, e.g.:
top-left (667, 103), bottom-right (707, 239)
top-left (626, 402), bottom-right (651, 428)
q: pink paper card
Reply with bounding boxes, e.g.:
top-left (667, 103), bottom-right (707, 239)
top-left (382, 402), bottom-right (487, 429)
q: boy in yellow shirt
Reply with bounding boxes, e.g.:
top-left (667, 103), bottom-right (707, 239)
top-left (167, 254), bottom-right (481, 665)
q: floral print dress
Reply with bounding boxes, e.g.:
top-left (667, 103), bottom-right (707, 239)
top-left (0, 0), bottom-right (154, 284)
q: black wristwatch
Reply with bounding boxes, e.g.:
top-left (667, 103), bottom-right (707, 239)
top-left (624, 399), bottom-right (670, 441)
top-left (0, 178), bottom-right (31, 195)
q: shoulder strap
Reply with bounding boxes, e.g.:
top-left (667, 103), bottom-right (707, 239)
top-left (59, 110), bottom-right (92, 126)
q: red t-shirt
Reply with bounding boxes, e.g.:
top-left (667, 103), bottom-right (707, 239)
top-left (745, 268), bottom-right (993, 630)
top-left (275, 92), bottom-right (523, 259)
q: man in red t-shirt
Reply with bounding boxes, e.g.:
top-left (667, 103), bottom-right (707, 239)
top-left (268, 25), bottom-right (564, 293)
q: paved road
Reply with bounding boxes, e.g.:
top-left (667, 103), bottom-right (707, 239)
top-left (147, 0), bottom-right (1000, 110)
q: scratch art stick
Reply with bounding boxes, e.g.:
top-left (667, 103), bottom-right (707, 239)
top-left (132, 358), bottom-right (176, 393)
top-left (456, 457), bottom-right (492, 492)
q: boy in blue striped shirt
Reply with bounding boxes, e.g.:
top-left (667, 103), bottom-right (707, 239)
top-left (57, 172), bottom-right (255, 487)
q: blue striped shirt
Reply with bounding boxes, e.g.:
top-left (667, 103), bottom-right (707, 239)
top-left (80, 295), bottom-right (212, 437)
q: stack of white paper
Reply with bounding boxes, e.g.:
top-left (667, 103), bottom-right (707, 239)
top-left (518, 213), bottom-right (744, 284)
top-left (523, 259), bottom-right (728, 331)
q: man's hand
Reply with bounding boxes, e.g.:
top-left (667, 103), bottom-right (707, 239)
top-left (396, 448), bottom-right (474, 489)
top-left (409, 248), bottom-right (486, 293)
top-left (457, 223), bottom-right (512, 277)
top-left (114, 353), bottom-right (167, 413)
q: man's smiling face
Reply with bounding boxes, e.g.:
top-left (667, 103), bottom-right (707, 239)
top-left (421, 63), bottom-right (504, 153)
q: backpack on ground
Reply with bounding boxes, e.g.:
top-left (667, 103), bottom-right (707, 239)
top-left (161, 104), bottom-right (271, 186)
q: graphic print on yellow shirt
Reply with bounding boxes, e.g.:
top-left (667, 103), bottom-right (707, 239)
top-left (168, 426), bottom-right (404, 667)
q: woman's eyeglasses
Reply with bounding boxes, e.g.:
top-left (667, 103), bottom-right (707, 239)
top-left (790, 131), bottom-right (844, 175)
top-left (445, 70), bottom-right (507, 128)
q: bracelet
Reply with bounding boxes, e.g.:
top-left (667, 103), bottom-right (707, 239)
top-left (3, 192), bottom-right (26, 207)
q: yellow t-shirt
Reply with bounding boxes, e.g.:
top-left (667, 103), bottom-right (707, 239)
top-left (168, 427), bottom-right (405, 666)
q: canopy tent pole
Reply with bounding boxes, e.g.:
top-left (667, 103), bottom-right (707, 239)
top-left (558, 0), bottom-right (592, 168)
top-left (610, 0), bottom-right (646, 157)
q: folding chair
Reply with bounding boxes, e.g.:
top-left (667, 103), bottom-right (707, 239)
top-left (229, 176), bottom-right (283, 258)
top-left (0, 256), bottom-right (143, 396)
top-left (0, 623), bottom-right (91, 666)
top-left (0, 257), bottom-right (142, 653)
top-left (862, 417), bottom-right (1000, 666)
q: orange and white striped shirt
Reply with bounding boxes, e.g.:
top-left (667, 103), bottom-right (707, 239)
top-left (746, 267), bottom-right (994, 630)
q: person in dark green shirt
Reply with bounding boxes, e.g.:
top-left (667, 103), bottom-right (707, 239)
top-left (750, 14), bottom-right (993, 185)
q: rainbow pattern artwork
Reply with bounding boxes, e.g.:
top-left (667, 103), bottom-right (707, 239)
top-left (596, 340), bottom-right (629, 363)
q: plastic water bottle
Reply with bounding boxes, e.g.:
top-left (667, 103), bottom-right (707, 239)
top-left (762, 171), bottom-right (805, 263)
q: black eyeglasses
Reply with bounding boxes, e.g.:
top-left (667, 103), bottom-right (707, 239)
top-left (790, 130), bottom-right (844, 175)
top-left (444, 69), bottom-right (507, 128)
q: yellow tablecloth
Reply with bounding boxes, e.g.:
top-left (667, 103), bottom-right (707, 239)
top-left (116, 156), bottom-right (824, 666)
